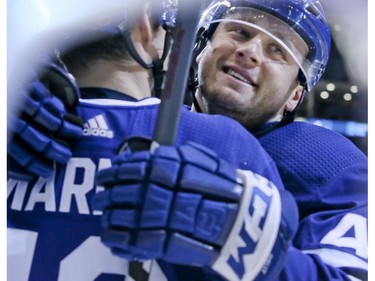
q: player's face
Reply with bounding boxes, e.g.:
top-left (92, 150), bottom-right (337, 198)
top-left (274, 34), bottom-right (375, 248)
top-left (196, 10), bottom-right (307, 130)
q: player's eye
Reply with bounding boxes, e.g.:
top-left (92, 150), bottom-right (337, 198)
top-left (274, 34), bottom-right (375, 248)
top-left (233, 28), bottom-right (251, 39)
top-left (224, 24), bottom-right (253, 40)
top-left (266, 43), bottom-right (288, 63)
top-left (269, 44), bottom-right (283, 56)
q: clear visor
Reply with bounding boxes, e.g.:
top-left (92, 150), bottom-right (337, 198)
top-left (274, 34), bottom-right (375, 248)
top-left (200, 5), bottom-right (310, 83)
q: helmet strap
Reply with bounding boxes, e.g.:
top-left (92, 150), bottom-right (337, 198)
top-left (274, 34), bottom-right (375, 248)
top-left (153, 28), bottom-right (173, 98)
top-left (123, 30), bottom-right (153, 69)
top-left (123, 28), bottom-right (173, 98)
top-left (152, 59), bottom-right (166, 98)
top-left (252, 110), bottom-right (295, 138)
top-left (186, 65), bottom-right (204, 113)
top-left (192, 92), bottom-right (203, 113)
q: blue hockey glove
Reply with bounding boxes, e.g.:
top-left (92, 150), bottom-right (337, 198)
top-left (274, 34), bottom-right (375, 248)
top-left (8, 58), bottom-right (83, 181)
top-left (92, 141), bottom-right (298, 281)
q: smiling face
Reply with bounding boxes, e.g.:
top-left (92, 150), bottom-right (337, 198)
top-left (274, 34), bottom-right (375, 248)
top-left (196, 8), bottom-right (308, 130)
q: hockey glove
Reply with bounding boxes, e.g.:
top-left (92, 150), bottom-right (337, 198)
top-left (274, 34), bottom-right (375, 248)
top-left (7, 58), bottom-right (83, 181)
top-left (92, 141), bottom-right (298, 281)
top-left (93, 143), bottom-right (298, 280)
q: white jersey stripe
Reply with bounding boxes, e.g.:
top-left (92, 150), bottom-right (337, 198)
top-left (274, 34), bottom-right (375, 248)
top-left (303, 248), bottom-right (367, 271)
top-left (79, 97), bottom-right (161, 107)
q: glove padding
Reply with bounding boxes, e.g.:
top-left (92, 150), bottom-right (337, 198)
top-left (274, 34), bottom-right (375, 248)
top-left (7, 59), bottom-right (83, 181)
top-left (92, 142), bottom-right (298, 281)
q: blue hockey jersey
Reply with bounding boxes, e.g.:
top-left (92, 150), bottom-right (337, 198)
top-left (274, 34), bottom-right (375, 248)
top-left (7, 88), bottom-right (285, 281)
top-left (258, 121), bottom-right (368, 280)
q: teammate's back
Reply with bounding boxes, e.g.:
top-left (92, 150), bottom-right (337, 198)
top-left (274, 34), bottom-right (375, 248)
top-left (7, 89), bottom-right (283, 281)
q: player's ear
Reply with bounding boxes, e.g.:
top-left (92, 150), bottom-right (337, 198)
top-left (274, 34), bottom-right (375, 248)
top-left (136, 2), bottom-right (164, 62)
top-left (285, 84), bottom-right (304, 112)
top-left (138, 2), bottom-right (153, 47)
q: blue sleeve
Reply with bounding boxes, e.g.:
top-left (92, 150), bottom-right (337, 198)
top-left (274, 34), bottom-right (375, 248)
top-left (175, 110), bottom-right (286, 189)
top-left (260, 122), bottom-right (368, 281)
top-left (279, 166), bottom-right (367, 281)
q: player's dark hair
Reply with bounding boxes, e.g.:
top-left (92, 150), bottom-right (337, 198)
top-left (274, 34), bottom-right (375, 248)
top-left (61, 34), bottom-right (132, 73)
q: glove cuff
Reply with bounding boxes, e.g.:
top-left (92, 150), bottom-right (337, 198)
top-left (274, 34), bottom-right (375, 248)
top-left (212, 169), bottom-right (294, 281)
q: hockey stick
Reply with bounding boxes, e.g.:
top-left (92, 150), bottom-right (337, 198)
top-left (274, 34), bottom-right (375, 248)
top-left (127, 2), bottom-right (203, 279)
top-left (152, 0), bottom-right (202, 146)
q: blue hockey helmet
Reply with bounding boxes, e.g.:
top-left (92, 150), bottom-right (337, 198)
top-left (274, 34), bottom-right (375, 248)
top-left (195, 0), bottom-right (331, 91)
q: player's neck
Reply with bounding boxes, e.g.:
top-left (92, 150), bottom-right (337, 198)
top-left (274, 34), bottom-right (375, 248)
top-left (74, 59), bottom-right (153, 99)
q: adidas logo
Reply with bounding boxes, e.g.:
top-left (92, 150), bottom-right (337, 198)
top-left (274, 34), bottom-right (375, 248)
top-left (83, 114), bottom-right (114, 138)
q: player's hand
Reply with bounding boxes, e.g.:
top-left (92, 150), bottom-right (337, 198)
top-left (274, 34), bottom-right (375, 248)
top-left (7, 59), bottom-right (83, 181)
top-left (92, 141), bottom-right (299, 281)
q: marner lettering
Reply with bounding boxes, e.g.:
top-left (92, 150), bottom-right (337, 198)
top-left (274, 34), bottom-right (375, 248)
top-left (7, 157), bottom-right (111, 215)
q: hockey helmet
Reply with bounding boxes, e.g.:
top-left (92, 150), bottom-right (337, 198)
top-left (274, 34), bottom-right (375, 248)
top-left (195, 0), bottom-right (331, 91)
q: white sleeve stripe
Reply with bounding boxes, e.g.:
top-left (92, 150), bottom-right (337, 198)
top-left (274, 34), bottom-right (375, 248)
top-left (79, 97), bottom-right (160, 106)
top-left (302, 248), bottom-right (368, 270)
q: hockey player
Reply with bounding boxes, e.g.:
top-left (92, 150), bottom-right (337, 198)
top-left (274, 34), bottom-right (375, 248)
top-left (91, 0), bottom-right (368, 280)
top-left (7, 0), bottom-right (298, 280)
top-left (187, 0), bottom-right (368, 280)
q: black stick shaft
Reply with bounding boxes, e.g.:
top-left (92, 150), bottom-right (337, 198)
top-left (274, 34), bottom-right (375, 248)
top-left (153, 0), bottom-right (201, 146)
